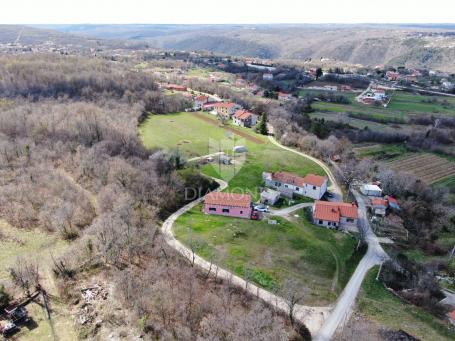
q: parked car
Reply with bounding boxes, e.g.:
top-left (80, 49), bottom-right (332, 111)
top-left (325, 192), bottom-right (334, 198)
top-left (254, 204), bottom-right (269, 212)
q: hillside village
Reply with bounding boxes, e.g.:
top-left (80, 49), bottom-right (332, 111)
top-left (1, 23), bottom-right (455, 341)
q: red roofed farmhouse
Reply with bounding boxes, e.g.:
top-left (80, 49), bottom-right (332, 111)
top-left (263, 171), bottom-right (328, 199)
top-left (193, 95), bottom-right (209, 110)
top-left (233, 110), bottom-right (258, 128)
top-left (211, 102), bottom-right (242, 119)
top-left (203, 192), bottom-right (252, 219)
top-left (313, 201), bottom-right (358, 229)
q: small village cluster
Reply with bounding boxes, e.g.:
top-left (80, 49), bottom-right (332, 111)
top-left (202, 169), bottom-right (361, 230)
top-left (202, 171), bottom-right (401, 231)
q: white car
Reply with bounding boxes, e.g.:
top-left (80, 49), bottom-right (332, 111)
top-left (254, 204), bottom-right (269, 212)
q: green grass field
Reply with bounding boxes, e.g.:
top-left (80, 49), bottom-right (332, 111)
top-left (359, 267), bottom-right (455, 341)
top-left (353, 143), bottom-right (411, 161)
top-left (139, 112), bottom-right (325, 200)
top-left (300, 89), bottom-right (455, 118)
top-left (174, 206), bottom-right (359, 305)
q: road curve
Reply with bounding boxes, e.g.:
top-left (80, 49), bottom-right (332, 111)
top-left (269, 136), bottom-right (389, 340)
top-left (161, 177), bottom-right (330, 334)
top-left (314, 190), bottom-right (388, 341)
top-left (268, 136), bottom-right (343, 200)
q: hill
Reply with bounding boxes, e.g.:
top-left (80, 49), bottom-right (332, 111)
top-left (40, 24), bottom-right (455, 72)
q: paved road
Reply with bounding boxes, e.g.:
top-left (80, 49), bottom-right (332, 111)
top-left (314, 190), bottom-right (388, 341)
top-left (161, 177), bottom-right (330, 334)
top-left (268, 136), bottom-right (343, 201)
top-left (269, 202), bottom-right (313, 217)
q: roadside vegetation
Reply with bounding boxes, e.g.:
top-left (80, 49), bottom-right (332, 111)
top-left (358, 267), bottom-right (455, 341)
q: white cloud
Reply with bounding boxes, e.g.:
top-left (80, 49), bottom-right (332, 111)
top-left (0, 0), bottom-right (454, 24)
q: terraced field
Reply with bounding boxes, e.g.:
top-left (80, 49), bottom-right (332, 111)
top-left (387, 153), bottom-right (455, 184)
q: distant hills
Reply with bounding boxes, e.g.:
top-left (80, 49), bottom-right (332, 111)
top-left (7, 24), bottom-right (455, 72)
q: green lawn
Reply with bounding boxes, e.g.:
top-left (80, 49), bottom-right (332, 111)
top-left (359, 267), bottom-right (455, 341)
top-left (302, 89), bottom-right (455, 117)
top-left (174, 206), bottom-right (359, 305)
top-left (354, 143), bottom-right (412, 161)
top-left (139, 112), bottom-right (325, 200)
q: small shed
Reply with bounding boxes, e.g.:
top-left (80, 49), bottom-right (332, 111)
top-left (360, 184), bottom-right (383, 197)
top-left (260, 188), bottom-right (281, 205)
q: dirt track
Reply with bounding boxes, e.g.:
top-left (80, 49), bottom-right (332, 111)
top-left (192, 112), bottom-right (265, 144)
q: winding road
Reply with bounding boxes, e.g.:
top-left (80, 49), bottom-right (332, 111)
top-left (161, 135), bottom-right (388, 339)
top-left (314, 190), bottom-right (388, 341)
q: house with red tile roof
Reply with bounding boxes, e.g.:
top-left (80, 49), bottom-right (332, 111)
top-left (313, 201), bottom-right (358, 229)
top-left (203, 192), bottom-right (252, 219)
top-left (263, 171), bottom-right (328, 200)
top-left (232, 110), bottom-right (258, 128)
top-left (371, 198), bottom-right (388, 217)
top-left (209, 102), bottom-right (242, 119)
top-left (193, 95), bottom-right (209, 110)
top-left (386, 71), bottom-right (400, 81)
top-left (278, 92), bottom-right (292, 101)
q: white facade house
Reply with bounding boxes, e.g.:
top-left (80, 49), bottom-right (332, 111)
top-left (360, 184), bottom-right (383, 197)
top-left (263, 73), bottom-right (274, 80)
top-left (263, 171), bottom-right (328, 200)
top-left (232, 110), bottom-right (258, 128)
top-left (313, 201), bottom-right (358, 230)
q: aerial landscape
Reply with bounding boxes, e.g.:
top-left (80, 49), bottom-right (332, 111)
top-left (1, 1), bottom-right (455, 340)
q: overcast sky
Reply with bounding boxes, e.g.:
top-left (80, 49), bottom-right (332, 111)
top-left (1, 0), bottom-right (454, 24)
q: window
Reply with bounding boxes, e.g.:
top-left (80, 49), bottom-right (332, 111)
top-left (275, 182), bottom-right (280, 187)
top-left (319, 220), bottom-right (323, 224)
top-left (296, 187), bottom-right (299, 191)
top-left (240, 210), bottom-right (243, 214)
top-left (209, 207), bottom-right (216, 212)
top-left (347, 218), bottom-right (354, 223)
top-left (222, 208), bottom-right (230, 213)
top-left (285, 185), bottom-right (288, 188)
top-left (328, 222), bottom-right (331, 226)
top-left (313, 186), bottom-right (317, 190)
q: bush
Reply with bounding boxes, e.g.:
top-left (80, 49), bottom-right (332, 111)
top-left (0, 285), bottom-right (11, 308)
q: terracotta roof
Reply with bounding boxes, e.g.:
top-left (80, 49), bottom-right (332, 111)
top-left (272, 172), bottom-right (306, 187)
top-left (234, 110), bottom-right (254, 120)
top-left (272, 172), bottom-right (326, 188)
top-left (302, 174), bottom-right (327, 187)
top-left (313, 201), bottom-right (358, 222)
top-left (213, 102), bottom-right (238, 109)
top-left (385, 195), bottom-right (398, 205)
top-left (205, 192), bottom-right (252, 208)
top-left (195, 95), bottom-right (208, 101)
top-left (372, 198), bottom-right (388, 207)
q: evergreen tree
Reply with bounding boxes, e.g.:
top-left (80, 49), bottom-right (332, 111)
top-left (258, 113), bottom-right (268, 135)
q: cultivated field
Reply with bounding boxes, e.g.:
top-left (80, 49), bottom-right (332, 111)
top-left (387, 153), bottom-right (455, 184)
